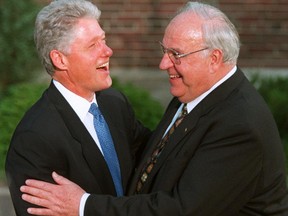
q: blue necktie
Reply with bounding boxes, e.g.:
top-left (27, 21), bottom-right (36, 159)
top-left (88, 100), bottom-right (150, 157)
top-left (89, 103), bottom-right (123, 196)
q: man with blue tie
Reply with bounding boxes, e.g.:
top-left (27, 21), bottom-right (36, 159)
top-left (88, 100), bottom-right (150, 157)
top-left (5, 0), bottom-right (150, 215)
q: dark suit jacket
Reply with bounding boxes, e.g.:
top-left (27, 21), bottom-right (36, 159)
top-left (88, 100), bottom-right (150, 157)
top-left (5, 81), bottom-right (150, 216)
top-left (85, 68), bottom-right (288, 215)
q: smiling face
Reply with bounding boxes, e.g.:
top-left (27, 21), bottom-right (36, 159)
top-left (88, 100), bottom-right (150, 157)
top-left (51, 17), bottom-right (113, 101)
top-left (159, 13), bottom-right (213, 103)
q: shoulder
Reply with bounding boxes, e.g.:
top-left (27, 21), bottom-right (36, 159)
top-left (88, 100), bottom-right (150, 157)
top-left (96, 87), bottom-right (132, 112)
top-left (97, 87), bottom-right (130, 104)
top-left (97, 87), bottom-right (125, 99)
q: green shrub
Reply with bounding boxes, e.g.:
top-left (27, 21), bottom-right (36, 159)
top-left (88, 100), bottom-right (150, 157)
top-left (112, 79), bottom-right (164, 130)
top-left (0, 81), bottom-right (164, 176)
top-left (0, 0), bottom-right (41, 91)
top-left (0, 83), bottom-right (47, 174)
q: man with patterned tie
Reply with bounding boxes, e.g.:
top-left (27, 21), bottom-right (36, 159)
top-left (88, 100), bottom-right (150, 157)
top-left (20, 1), bottom-right (288, 215)
top-left (5, 0), bottom-right (150, 215)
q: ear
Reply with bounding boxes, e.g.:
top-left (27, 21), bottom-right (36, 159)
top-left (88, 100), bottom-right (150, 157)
top-left (50, 50), bottom-right (68, 71)
top-left (209, 49), bottom-right (223, 72)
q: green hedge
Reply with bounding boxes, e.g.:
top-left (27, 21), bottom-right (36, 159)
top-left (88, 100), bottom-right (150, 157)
top-left (0, 83), bottom-right (48, 176)
top-left (0, 81), bottom-right (164, 177)
top-left (0, 0), bottom-right (41, 91)
top-left (112, 79), bottom-right (164, 130)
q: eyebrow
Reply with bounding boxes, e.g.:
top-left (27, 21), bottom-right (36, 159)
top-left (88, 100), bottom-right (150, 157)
top-left (161, 42), bottom-right (181, 54)
top-left (87, 33), bottom-right (106, 43)
top-left (169, 48), bottom-right (180, 54)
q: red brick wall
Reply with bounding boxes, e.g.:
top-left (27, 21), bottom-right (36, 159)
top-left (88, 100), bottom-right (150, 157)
top-left (94, 0), bottom-right (186, 68)
top-left (217, 0), bottom-right (288, 68)
top-left (38, 0), bottom-right (288, 68)
top-left (94, 0), bottom-right (288, 68)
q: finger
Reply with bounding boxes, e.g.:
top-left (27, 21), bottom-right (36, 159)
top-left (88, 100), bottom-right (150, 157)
top-left (27, 207), bottom-right (53, 216)
top-left (52, 171), bottom-right (73, 185)
top-left (22, 193), bottom-right (51, 209)
top-left (20, 185), bottom-right (51, 199)
top-left (25, 179), bottom-right (55, 190)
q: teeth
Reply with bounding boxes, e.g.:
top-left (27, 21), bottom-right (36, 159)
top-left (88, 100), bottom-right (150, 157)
top-left (170, 74), bottom-right (180, 79)
top-left (97, 62), bottom-right (109, 69)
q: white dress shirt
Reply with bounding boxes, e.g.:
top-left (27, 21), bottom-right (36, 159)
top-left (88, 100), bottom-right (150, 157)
top-left (53, 80), bottom-right (103, 154)
top-left (53, 80), bottom-right (102, 216)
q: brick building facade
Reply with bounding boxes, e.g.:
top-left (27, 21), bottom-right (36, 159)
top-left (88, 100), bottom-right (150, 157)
top-left (39, 0), bottom-right (288, 69)
top-left (95, 0), bottom-right (288, 69)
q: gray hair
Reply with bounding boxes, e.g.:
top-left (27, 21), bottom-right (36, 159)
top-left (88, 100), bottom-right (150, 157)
top-left (34, 0), bottom-right (101, 75)
top-left (176, 2), bottom-right (240, 64)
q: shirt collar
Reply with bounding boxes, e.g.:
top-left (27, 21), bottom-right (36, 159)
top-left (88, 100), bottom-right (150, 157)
top-left (53, 80), bottom-right (97, 121)
top-left (186, 65), bottom-right (237, 113)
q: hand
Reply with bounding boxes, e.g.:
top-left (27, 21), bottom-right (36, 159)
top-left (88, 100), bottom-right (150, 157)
top-left (20, 171), bottom-right (85, 216)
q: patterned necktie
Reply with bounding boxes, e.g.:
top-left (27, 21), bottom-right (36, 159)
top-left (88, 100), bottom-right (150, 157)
top-left (89, 103), bottom-right (123, 196)
top-left (135, 103), bottom-right (188, 193)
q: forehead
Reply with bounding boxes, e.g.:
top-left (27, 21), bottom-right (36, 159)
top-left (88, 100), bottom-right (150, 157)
top-left (73, 17), bottom-right (105, 40)
top-left (164, 12), bottom-right (204, 45)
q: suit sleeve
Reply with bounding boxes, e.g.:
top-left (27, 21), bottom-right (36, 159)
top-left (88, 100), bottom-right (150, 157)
top-left (83, 120), bottom-right (264, 215)
top-left (5, 131), bottom-right (61, 216)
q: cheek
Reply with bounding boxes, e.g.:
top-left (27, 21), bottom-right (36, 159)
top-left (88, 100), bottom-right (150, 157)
top-left (180, 66), bottom-right (195, 87)
top-left (67, 54), bottom-right (88, 71)
top-left (180, 65), bottom-right (206, 92)
top-left (75, 50), bottom-right (98, 66)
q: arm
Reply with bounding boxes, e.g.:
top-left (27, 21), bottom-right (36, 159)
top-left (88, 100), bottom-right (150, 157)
top-left (5, 131), bottom-right (63, 216)
top-left (21, 121), bottom-right (263, 216)
top-left (84, 122), bottom-right (263, 215)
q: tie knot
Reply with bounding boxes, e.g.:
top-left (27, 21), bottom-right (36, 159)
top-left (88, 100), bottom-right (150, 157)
top-left (89, 103), bottom-right (100, 116)
top-left (181, 103), bottom-right (188, 117)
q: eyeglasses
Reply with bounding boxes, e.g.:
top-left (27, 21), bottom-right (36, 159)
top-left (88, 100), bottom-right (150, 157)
top-left (159, 41), bottom-right (209, 65)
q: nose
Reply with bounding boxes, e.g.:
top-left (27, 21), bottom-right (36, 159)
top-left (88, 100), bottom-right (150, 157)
top-left (104, 43), bottom-right (113, 57)
top-left (159, 53), bottom-right (174, 70)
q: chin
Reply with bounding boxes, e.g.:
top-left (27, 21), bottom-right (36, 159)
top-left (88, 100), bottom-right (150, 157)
top-left (170, 88), bottom-right (182, 98)
top-left (107, 78), bottom-right (112, 87)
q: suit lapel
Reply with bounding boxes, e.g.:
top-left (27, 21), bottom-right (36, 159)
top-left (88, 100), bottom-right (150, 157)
top-left (139, 98), bottom-right (180, 166)
top-left (127, 98), bottom-right (181, 194)
top-left (142, 102), bottom-right (202, 188)
top-left (46, 82), bottom-right (115, 195)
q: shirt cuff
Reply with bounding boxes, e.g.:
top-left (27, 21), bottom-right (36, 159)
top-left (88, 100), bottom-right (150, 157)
top-left (79, 193), bottom-right (90, 216)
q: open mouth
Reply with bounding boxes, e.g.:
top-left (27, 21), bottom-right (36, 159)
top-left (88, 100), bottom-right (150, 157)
top-left (96, 62), bottom-right (109, 70)
top-left (169, 74), bottom-right (181, 79)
